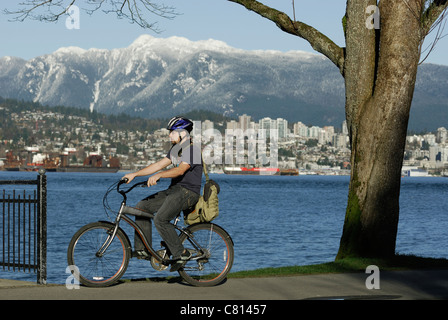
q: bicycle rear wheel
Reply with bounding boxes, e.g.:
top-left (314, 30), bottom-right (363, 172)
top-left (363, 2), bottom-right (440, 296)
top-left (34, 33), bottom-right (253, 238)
top-left (67, 221), bottom-right (131, 287)
top-left (178, 223), bottom-right (234, 287)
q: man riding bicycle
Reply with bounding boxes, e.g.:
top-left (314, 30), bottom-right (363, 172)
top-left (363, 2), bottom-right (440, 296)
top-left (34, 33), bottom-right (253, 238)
top-left (122, 116), bottom-right (202, 272)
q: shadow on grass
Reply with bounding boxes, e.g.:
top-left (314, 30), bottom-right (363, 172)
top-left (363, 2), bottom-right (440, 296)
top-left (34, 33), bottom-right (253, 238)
top-left (227, 254), bottom-right (448, 278)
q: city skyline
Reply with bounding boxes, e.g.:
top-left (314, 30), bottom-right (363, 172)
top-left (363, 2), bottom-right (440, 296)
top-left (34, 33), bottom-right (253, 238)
top-left (2, 101), bottom-right (447, 177)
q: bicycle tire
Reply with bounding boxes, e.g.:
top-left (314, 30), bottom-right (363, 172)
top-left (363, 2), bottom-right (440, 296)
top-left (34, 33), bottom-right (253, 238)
top-left (67, 221), bottom-right (131, 287)
top-left (178, 223), bottom-right (234, 287)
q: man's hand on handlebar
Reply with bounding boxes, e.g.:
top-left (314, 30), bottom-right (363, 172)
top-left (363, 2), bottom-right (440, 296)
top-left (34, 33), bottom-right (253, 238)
top-left (121, 173), bottom-right (136, 184)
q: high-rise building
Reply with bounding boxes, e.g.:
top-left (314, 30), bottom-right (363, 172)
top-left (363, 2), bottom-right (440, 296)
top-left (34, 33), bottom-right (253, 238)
top-left (239, 114), bottom-right (252, 132)
top-left (437, 127), bottom-right (447, 143)
top-left (276, 118), bottom-right (288, 138)
top-left (259, 117), bottom-right (274, 138)
top-left (226, 120), bottom-right (238, 131)
top-left (293, 121), bottom-right (308, 137)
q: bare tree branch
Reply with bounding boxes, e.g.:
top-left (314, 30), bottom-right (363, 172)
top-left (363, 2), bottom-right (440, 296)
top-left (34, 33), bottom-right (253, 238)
top-left (4, 0), bottom-right (179, 32)
top-left (228, 0), bottom-right (345, 74)
top-left (5, 0), bottom-right (77, 22)
top-left (419, 0), bottom-right (448, 63)
top-left (420, 8), bottom-right (447, 63)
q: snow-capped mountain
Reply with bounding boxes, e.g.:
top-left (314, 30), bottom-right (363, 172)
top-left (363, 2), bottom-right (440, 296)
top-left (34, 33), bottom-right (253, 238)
top-left (1, 34), bottom-right (447, 130)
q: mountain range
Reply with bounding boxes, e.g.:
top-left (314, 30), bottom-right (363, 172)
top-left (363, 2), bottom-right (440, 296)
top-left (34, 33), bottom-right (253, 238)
top-left (0, 34), bottom-right (447, 131)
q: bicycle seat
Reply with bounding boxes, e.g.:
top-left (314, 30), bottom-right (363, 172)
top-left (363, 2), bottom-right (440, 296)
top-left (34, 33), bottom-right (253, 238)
top-left (121, 206), bottom-right (154, 219)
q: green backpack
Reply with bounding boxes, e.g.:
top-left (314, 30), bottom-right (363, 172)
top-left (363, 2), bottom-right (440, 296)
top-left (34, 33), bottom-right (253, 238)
top-left (184, 159), bottom-right (220, 225)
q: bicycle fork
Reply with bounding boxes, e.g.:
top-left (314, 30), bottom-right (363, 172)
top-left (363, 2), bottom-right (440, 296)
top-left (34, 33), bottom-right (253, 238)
top-left (96, 203), bottom-right (125, 257)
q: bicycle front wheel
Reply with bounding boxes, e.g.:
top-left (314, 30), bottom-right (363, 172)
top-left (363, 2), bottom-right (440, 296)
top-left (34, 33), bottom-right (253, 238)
top-left (67, 222), bottom-right (131, 287)
top-left (178, 223), bottom-right (234, 287)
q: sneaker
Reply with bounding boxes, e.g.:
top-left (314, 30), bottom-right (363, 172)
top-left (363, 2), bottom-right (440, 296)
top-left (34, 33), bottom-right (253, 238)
top-left (170, 250), bottom-right (192, 272)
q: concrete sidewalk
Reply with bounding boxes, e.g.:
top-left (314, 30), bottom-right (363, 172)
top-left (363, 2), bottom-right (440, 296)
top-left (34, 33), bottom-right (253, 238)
top-left (1, 270), bottom-right (448, 300)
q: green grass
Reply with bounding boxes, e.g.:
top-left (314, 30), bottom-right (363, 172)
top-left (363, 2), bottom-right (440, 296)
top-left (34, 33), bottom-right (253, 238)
top-left (123, 254), bottom-right (448, 283)
top-left (227, 255), bottom-right (448, 279)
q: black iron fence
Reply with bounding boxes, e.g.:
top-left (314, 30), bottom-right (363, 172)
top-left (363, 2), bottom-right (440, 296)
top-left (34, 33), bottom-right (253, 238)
top-left (0, 169), bottom-right (47, 284)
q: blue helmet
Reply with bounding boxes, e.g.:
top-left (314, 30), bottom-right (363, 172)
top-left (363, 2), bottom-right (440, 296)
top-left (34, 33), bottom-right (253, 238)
top-left (167, 116), bottom-right (193, 132)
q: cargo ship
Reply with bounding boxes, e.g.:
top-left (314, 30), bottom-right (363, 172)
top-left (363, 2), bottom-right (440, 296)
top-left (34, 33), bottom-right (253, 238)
top-left (2, 151), bottom-right (119, 173)
top-left (224, 167), bottom-right (299, 176)
top-left (55, 154), bottom-right (119, 173)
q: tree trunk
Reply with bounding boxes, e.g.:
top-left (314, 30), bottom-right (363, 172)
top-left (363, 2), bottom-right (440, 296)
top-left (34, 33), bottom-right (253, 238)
top-left (336, 0), bottom-right (423, 258)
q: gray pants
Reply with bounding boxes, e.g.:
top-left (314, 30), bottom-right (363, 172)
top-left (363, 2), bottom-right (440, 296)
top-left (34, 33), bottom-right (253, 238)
top-left (135, 184), bottom-right (200, 258)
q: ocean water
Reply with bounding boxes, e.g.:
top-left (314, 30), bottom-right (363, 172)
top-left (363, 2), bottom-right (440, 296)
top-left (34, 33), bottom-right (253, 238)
top-left (0, 171), bottom-right (447, 284)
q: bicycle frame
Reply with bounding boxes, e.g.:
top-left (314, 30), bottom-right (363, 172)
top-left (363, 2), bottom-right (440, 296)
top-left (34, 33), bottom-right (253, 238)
top-left (97, 180), bottom-right (204, 266)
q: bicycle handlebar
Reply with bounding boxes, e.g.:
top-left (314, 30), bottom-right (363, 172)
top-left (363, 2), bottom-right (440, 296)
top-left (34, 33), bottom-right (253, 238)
top-left (117, 178), bottom-right (147, 195)
top-left (103, 179), bottom-right (148, 218)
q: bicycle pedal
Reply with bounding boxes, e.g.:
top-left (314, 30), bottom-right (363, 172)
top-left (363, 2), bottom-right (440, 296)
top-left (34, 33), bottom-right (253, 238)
top-left (150, 249), bottom-right (169, 271)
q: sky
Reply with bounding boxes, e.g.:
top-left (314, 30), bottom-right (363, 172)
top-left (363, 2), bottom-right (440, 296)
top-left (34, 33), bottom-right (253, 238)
top-left (0, 0), bottom-right (447, 66)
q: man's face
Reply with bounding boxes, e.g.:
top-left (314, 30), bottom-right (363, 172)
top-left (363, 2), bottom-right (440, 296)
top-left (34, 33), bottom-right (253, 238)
top-left (169, 130), bottom-right (182, 145)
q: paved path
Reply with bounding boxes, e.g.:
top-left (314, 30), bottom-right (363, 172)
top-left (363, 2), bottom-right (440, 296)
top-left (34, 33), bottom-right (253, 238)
top-left (1, 270), bottom-right (447, 301)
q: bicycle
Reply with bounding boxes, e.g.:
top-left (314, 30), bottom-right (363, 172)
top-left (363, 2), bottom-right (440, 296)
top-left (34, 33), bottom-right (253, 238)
top-left (67, 178), bottom-right (234, 287)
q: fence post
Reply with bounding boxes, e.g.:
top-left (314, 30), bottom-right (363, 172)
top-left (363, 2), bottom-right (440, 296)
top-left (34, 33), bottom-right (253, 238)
top-left (37, 169), bottom-right (47, 285)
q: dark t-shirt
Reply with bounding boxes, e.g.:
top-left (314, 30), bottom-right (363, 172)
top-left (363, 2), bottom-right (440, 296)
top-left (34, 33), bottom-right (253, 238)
top-left (166, 142), bottom-right (203, 194)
